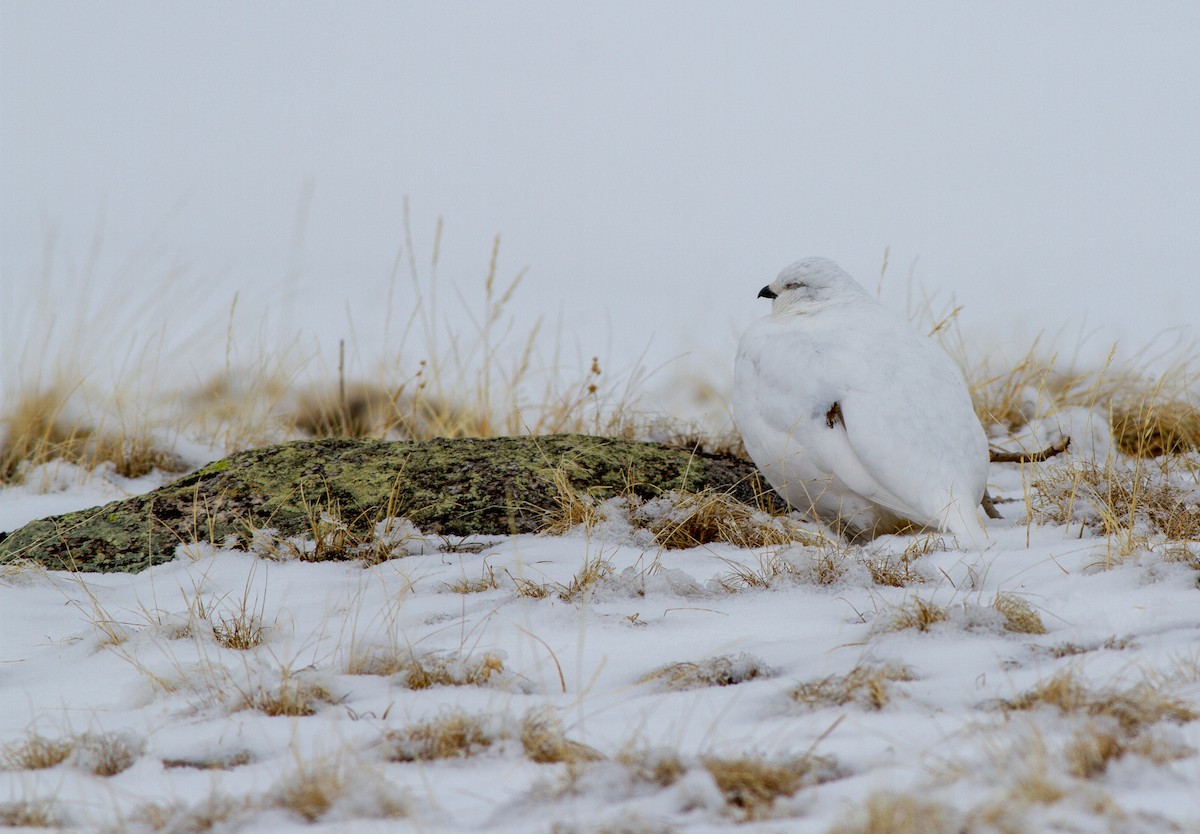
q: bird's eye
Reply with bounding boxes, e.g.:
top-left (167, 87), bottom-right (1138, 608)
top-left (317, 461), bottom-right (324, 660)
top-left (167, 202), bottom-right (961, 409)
top-left (783, 281), bottom-right (807, 290)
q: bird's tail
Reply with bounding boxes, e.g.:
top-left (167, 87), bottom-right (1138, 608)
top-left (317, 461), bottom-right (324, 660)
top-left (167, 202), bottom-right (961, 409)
top-left (939, 495), bottom-right (989, 550)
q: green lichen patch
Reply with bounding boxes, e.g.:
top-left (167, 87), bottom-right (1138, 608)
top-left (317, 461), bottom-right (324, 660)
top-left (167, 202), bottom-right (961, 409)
top-left (0, 435), bottom-right (776, 573)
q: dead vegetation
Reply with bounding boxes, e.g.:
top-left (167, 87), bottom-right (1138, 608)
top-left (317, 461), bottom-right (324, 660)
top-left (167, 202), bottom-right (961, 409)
top-left (638, 653), bottom-right (773, 691)
top-left (701, 753), bottom-right (844, 820)
top-left (383, 708), bottom-right (601, 765)
top-left (828, 791), bottom-right (959, 834)
top-left (239, 673), bottom-right (337, 717)
top-left (992, 593), bottom-right (1047, 635)
top-left (877, 597), bottom-right (949, 633)
top-left (0, 733), bottom-right (73, 770)
top-left (1041, 635), bottom-right (1138, 659)
top-left (385, 711), bottom-right (496, 762)
top-left (248, 494), bottom-right (432, 566)
top-left (162, 750), bottom-right (253, 770)
top-left (636, 490), bottom-right (823, 550)
top-left (345, 648), bottom-right (506, 689)
top-left (2, 223), bottom-right (644, 487)
top-left (1110, 397), bottom-right (1200, 458)
top-left (544, 468), bottom-right (825, 551)
top-left (209, 591), bottom-right (265, 650)
top-left (69, 731), bottom-right (142, 776)
top-left (864, 535), bottom-right (944, 587)
top-left (615, 747), bottom-right (688, 789)
top-left (519, 709), bottom-right (603, 764)
top-left (132, 794), bottom-right (249, 833)
top-left (961, 335), bottom-right (1199, 457)
top-left (966, 343), bottom-right (1102, 433)
top-left (788, 662), bottom-right (916, 711)
top-left (0, 800), bottom-right (60, 828)
top-left (444, 562), bottom-right (501, 593)
top-left (507, 554), bottom-right (617, 603)
top-left (984, 669), bottom-right (1199, 782)
top-left (996, 670), bottom-right (1197, 734)
top-left (1063, 720), bottom-right (1194, 778)
top-left (877, 594), bottom-right (1047, 636)
top-left (710, 535), bottom-right (950, 591)
top-left (1031, 458), bottom-right (1200, 560)
top-left (1, 729), bottom-right (145, 777)
top-left (271, 757), bottom-right (408, 823)
top-left (0, 386), bottom-right (186, 484)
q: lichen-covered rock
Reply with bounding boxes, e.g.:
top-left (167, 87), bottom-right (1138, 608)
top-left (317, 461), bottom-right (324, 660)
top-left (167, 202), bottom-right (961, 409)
top-left (0, 435), bottom-right (775, 573)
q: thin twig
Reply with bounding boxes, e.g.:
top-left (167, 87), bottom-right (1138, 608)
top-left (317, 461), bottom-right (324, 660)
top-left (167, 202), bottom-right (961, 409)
top-left (989, 436), bottom-right (1071, 464)
top-left (981, 489), bottom-right (1002, 520)
top-left (515, 625), bottom-right (567, 693)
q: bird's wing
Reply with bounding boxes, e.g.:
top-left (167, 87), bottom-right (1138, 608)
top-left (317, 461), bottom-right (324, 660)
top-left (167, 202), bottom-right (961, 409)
top-left (835, 332), bottom-right (989, 525)
top-left (735, 317), bottom-right (923, 519)
top-left (738, 309), bottom-right (987, 528)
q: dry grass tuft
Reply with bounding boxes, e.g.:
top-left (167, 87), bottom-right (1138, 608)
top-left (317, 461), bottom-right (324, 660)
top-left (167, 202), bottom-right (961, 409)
top-left (828, 791), bottom-right (959, 834)
top-left (162, 750), bottom-right (253, 770)
top-left (878, 597), bottom-right (948, 632)
top-left (0, 558), bottom-right (49, 586)
top-left (789, 662), bottom-right (916, 711)
top-left (638, 653), bottom-right (772, 691)
top-left (616, 747), bottom-right (688, 788)
top-left (863, 553), bottom-right (923, 588)
top-left (384, 711), bottom-right (495, 762)
top-left (133, 794), bottom-right (247, 833)
top-left (0, 799), bottom-right (59, 828)
top-left (211, 607), bottom-right (264, 650)
top-left (998, 670), bottom-right (1197, 734)
top-left (1043, 635), bottom-right (1138, 658)
top-left (558, 555), bottom-right (616, 601)
top-left (1063, 720), bottom-right (1194, 778)
top-left (288, 377), bottom-right (504, 443)
top-left (702, 754), bottom-right (843, 820)
top-left (1111, 397), bottom-right (1200, 458)
top-left (853, 535), bottom-right (943, 588)
top-left (242, 674), bottom-right (337, 717)
top-left (346, 648), bottom-right (505, 689)
top-left (520, 709), bottom-right (604, 764)
top-left (713, 552), bottom-right (797, 591)
top-left (2, 730), bottom-right (144, 776)
top-left (507, 555), bottom-right (617, 603)
top-left (544, 474), bottom-right (825, 551)
top-left (713, 543), bottom-right (858, 591)
top-left (291, 382), bottom-right (399, 439)
top-left (444, 562), bottom-right (500, 594)
top-left (270, 759), bottom-right (406, 823)
top-left (272, 758), bottom-right (345, 822)
top-left (542, 462), bottom-right (608, 534)
top-left (1033, 460), bottom-right (1200, 552)
top-left (0, 733), bottom-right (73, 770)
top-left (992, 593), bottom-right (1047, 635)
top-left (966, 345), bottom-right (1095, 432)
top-left (250, 494), bottom-right (432, 566)
top-left (70, 731), bottom-right (141, 776)
top-left (1062, 725), bottom-right (1127, 780)
top-left (638, 490), bottom-right (825, 550)
top-left (961, 336), bottom-right (1198, 445)
top-left (0, 387), bottom-right (184, 483)
top-left (511, 574), bottom-right (554, 599)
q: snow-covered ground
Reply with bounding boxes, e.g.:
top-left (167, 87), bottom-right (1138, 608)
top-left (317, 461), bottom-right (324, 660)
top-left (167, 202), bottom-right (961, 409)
top-left (3, 422), bottom-right (1198, 833)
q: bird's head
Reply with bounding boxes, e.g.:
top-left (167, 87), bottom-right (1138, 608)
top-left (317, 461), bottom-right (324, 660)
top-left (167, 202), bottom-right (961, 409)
top-left (757, 257), bottom-right (867, 314)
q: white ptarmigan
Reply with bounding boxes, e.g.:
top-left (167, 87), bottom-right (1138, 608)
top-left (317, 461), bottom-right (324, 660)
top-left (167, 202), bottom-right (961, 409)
top-left (733, 257), bottom-right (990, 542)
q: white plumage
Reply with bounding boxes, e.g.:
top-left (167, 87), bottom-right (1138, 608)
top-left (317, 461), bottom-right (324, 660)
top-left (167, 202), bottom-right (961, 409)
top-left (733, 257), bottom-right (990, 542)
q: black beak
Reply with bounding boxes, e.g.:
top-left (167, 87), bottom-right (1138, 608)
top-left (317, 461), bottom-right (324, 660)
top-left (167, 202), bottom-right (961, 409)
top-left (758, 285), bottom-right (777, 300)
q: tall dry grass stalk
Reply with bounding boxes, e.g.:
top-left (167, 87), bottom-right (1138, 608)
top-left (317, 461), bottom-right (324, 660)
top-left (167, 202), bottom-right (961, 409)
top-left (2, 213), bottom-right (652, 484)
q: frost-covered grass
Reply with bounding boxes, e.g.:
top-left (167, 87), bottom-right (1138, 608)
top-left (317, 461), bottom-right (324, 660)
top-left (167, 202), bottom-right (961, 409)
top-left (3, 441), bottom-right (1200, 831)
top-left (2, 242), bottom-right (1199, 831)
